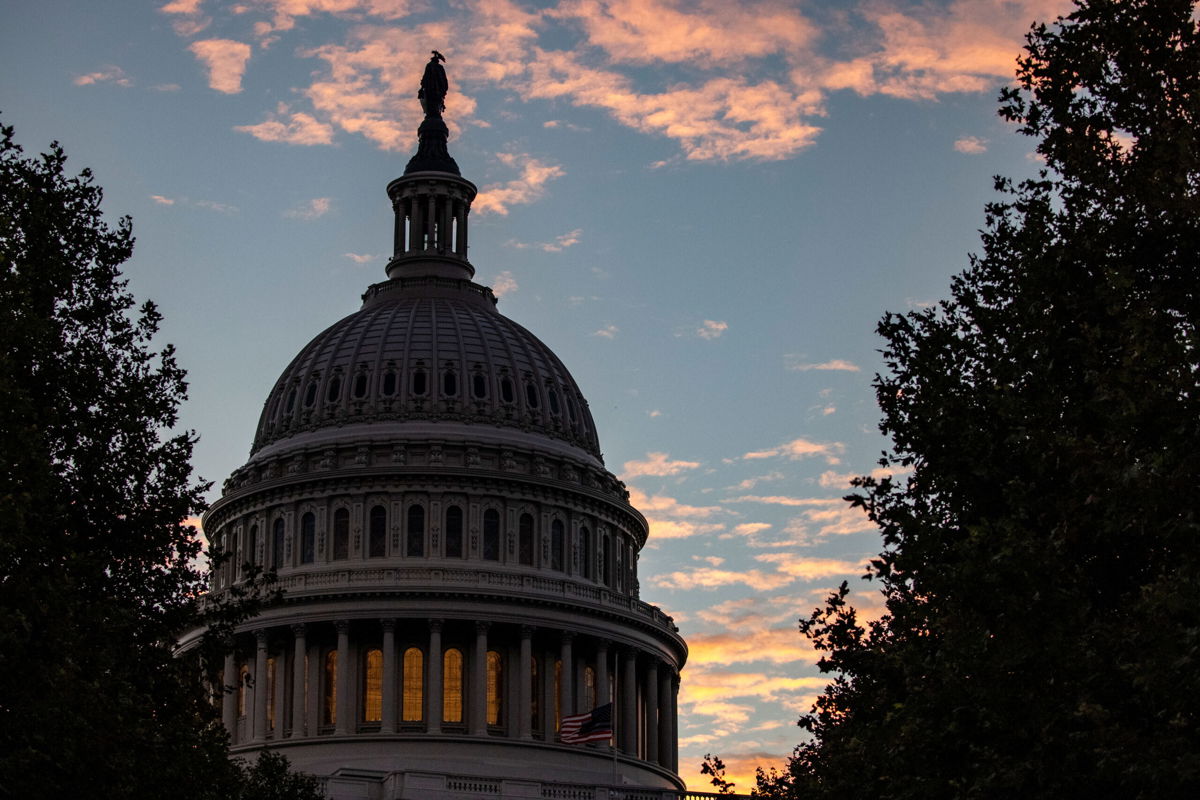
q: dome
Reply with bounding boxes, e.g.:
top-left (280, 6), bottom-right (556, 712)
top-left (250, 275), bottom-right (603, 464)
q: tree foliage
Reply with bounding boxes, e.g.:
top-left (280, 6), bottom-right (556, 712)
top-left (761, 1), bottom-right (1200, 797)
top-left (0, 121), bottom-right (299, 799)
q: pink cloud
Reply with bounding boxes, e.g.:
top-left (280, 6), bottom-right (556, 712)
top-left (622, 452), bottom-right (700, 478)
top-left (284, 197), bottom-right (333, 219)
top-left (189, 38), bottom-right (252, 93)
top-left (741, 437), bottom-right (845, 463)
top-left (491, 270), bottom-right (518, 297)
top-left (74, 66), bottom-right (132, 87)
top-left (785, 357), bottom-right (860, 372)
top-left (236, 103), bottom-right (336, 145)
top-left (954, 135), bottom-right (988, 154)
top-left (474, 153), bottom-right (565, 215)
top-left (696, 320), bottom-right (728, 340)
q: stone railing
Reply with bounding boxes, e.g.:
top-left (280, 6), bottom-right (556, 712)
top-left (313, 770), bottom-right (750, 800)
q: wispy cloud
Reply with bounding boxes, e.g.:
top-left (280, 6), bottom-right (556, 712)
top-left (592, 324), bottom-right (619, 339)
top-left (754, 552), bottom-right (869, 581)
top-left (954, 135), bottom-right (988, 154)
top-left (236, 103), bottom-right (336, 145)
top-left (195, 199), bottom-right (238, 213)
top-left (74, 66), bottom-right (132, 87)
top-left (741, 437), bottom-right (845, 464)
top-left (506, 228), bottom-right (582, 252)
top-left (189, 38), bottom-right (252, 93)
top-left (344, 252), bottom-right (378, 264)
top-left (149, 195), bottom-right (176, 205)
top-left (474, 153), bottom-right (565, 215)
top-left (491, 270), bottom-right (518, 297)
top-left (622, 452), bottom-right (700, 478)
top-left (284, 197), bottom-right (333, 220)
top-left (696, 319), bottom-right (728, 340)
top-left (785, 356), bottom-right (860, 372)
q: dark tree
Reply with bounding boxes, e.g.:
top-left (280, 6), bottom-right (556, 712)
top-left (759, 1), bottom-right (1200, 797)
top-left (0, 122), bottom-right (302, 799)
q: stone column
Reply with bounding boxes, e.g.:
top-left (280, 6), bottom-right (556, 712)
top-left (518, 626), bottom-right (533, 740)
top-left (381, 619), bottom-right (397, 734)
top-left (620, 649), bottom-right (637, 755)
top-left (253, 629), bottom-right (269, 742)
top-left (595, 640), bottom-right (610, 706)
top-left (426, 195), bottom-right (436, 251)
top-left (658, 667), bottom-right (673, 767)
top-left (426, 619), bottom-right (443, 733)
top-left (559, 633), bottom-right (574, 726)
top-left (335, 620), bottom-right (351, 735)
top-left (471, 622), bottom-right (489, 735)
top-left (410, 197), bottom-right (421, 253)
top-left (644, 659), bottom-right (659, 764)
top-left (670, 673), bottom-right (680, 772)
top-left (222, 650), bottom-right (237, 738)
top-left (290, 625), bottom-right (306, 738)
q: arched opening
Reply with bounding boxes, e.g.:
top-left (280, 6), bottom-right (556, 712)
top-left (368, 505), bottom-right (386, 558)
top-left (483, 509), bottom-right (500, 561)
top-left (486, 650), bottom-right (503, 726)
top-left (407, 505), bottom-right (425, 557)
top-left (332, 508), bottom-right (349, 561)
top-left (402, 647), bottom-right (423, 722)
top-left (300, 512), bottom-right (315, 564)
top-left (518, 513), bottom-right (535, 566)
top-left (443, 648), bottom-right (463, 723)
top-left (362, 648), bottom-right (383, 724)
top-left (445, 505), bottom-right (463, 558)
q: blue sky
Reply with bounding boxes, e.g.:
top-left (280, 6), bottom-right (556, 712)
top-left (1, 0), bottom-right (1068, 788)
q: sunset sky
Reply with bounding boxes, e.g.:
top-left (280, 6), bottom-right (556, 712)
top-left (2, 0), bottom-right (1072, 790)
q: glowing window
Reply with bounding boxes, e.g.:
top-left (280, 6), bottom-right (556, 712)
top-left (584, 665), bottom-right (596, 711)
top-left (443, 648), bottom-right (463, 723)
top-left (237, 663), bottom-right (249, 717)
top-left (402, 647), bottom-right (423, 722)
top-left (487, 650), bottom-right (503, 726)
top-left (363, 648), bottom-right (383, 723)
top-left (323, 650), bottom-right (337, 726)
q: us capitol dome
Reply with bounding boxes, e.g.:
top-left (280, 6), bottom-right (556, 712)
top-left (181, 53), bottom-right (688, 799)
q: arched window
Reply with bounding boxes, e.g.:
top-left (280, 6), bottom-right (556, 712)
top-left (332, 508), bottom-right (349, 561)
top-left (487, 650), bottom-right (503, 726)
top-left (548, 386), bottom-right (561, 415)
top-left (443, 648), bottom-right (463, 723)
top-left (247, 525), bottom-right (258, 567)
top-left (362, 648), bottom-right (383, 723)
top-left (500, 376), bottom-right (514, 404)
top-left (382, 370), bottom-right (397, 396)
top-left (303, 380), bottom-right (318, 407)
top-left (285, 387), bottom-right (297, 413)
top-left (326, 374), bottom-right (341, 403)
top-left (267, 657), bottom-right (277, 730)
top-left (550, 520), bottom-right (564, 572)
top-left (323, 650), bottom-right (338, 726)
top-left (237, 663), bottom-right (249, 717)
top-left (584, 665), bottom-right (596, 711)
top-left (402, 647), bottom-right (423, 722)
top-left (472, 372), bottom-right (487, 399)
top-left (353, 372), bottom-right (368, 399)
top-left (445, 505), bottom-right (463, 558)
top-left (518, 513), bottom-right (535, 566)
top-left (227, 531), bottom-right (238, 583)
top-left (368, 505), bottom-right (386, 558)
top-left (271, 518), bottom-right (285, 570)
top-left (406, 505), bottom-right (425, 557)
top-left (525, 382), bottom-right (540, 408)
top-left (580, 525), bottom-right (592, 580)
top-left (602, 533), bottom-right (612, 587)
top-left (300, 512), bottom-right (315, 564)
top-left (483, 509), bottom-right (500, 561)
top-left (412, 366), bottom-right (427, 396)
top-left (442, 370), bottom-right (457, 397)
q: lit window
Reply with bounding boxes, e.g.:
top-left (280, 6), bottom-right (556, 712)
top-left (554, 659), bottom-right (562, 732)
top-left (333, 508), bottom-right (349, 560)
top-left (530, 656), bottom-right (540, 731)
top-left (267, 657), bottom-right (277, 730)
top-left (323, 650), bottom-right (337, 726)
top-left (443, 648), bottom-right (463, 723)
top-left (584, 665), bottom-right (596, 711)
top-left (402, 647), bottom-right (423, 722)
top-left (407, 505), bottom-right (425, 557)
top-left (237, 663), bottom-right (249, 717)
top-left (487, 650), bottom-right (503, 726)
top-left (368, 505), bottom-right (386, 558)
top-left (445, 505), bottom-right (463, 558)
top-left (363, 648), bottom-right (383, 723)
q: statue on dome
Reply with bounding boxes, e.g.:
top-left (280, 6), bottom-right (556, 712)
top-left (419, 50), bottom-right (448, 118)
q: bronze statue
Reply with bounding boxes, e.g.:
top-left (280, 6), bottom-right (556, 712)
top-left (418, 50), bottom-right (448, 118)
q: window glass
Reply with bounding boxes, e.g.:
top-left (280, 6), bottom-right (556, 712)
top-left (237, 664), bottom-right (249, 716)
top-left (407, 505), bottom-right (425, 557)
top-left (247, 525), bottom-right (258, 567)
top-left (584, 665), bottom-right (596, 711)
top-left (580, 526), bottom-right (592, 580)
top-left (368, 505), bottom-right (386, 558)
top-left (333, 508), bottom-right (349, 561)
top-left (402, 648), bottom-right (423, 722)
top-left (445, 505), bottom-right (463, 558)
top-left (326, 375), bottom-right (341, 403)
top-left (530, 656), bottom-right (540, 731)
top-left (525, 382), bottom-right (539, 408)
top-left (353, 373), bottom-right (368, 399)
top-left (443, 648), bottom-right (463, 723)
top-left (382, 371), bottom-right (397, 396)
top-left (500, 377), bottom-right (514, 404)
top-left (323, 650), bottom-right (337, 726)
top-left (303, 381), bottom-right (317, 407)
top-left (412, 368), bottom-right (427, 396)
top-left (518, 514), bottom-right (534, 566)
top-left (486, 651), bottom-right (503, 725)
top-left (472, 372), bottom-right (487, 399)
top-left (301, 513), bottom-right (315, 564)
top-left (551, 520), bottom-right (564, 572)
top-left (483, 509), bottom-right (500, 561)
top-left (272, 518), bottom-right (285, 570)
top-left (285, 388), bottom-right (297, 413)
top-left (554, 659), bottom-right (562, 732)
top-left (443, 371), bottom-right (457, 396)
top-left (363, 648), bottom-right (383, 723)
top-left (548, 387), bottom-right (560, 415)
top-left (267, 657), bottom-right (277, 730)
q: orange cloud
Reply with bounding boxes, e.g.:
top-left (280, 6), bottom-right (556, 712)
top-left (74, 66), bottom-right (132, 87)
top-left (653, 567), bottom-right (793, 592)
top-left (696, 320), bottom-right (728, 340)
top-left (754, 552), bottom-right (868, 582)
top-left (785, 357), bottom-right (860, 372)
top-left (236, 103), bottom-right (336, 145)
top-left (622, 452), bottom-right (701, 478)
top-left (474, 153), bottom-right (565, 215)
top-left (954, 135), bottom-right (988, 153)
top-left (740, 437), bottom-right (844, 463)
top-left (284, 197), bottom-right (333, 220)
top-left (189, 38), bottom-right (252, 93)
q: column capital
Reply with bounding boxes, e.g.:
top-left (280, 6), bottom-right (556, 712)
top-left (559, 630), bottom-right (576, 644)
top-left (381, 618), bottom-right (397, 632)
top-left (290, 622), bottom-right (306, 637)
top-left (334, 619), bottom-right (350, 635)
top-left (475, 620), bottom-right (491, 634)
top-left (519, 624), bottom-right (535, 638)
top-left (255, 628), bottom-right (269, 647)
top-left (429, 618), bottom-right (444, 633)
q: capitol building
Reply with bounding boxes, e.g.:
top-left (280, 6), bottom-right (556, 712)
top-left (180, 57), bottom-right (691, 799)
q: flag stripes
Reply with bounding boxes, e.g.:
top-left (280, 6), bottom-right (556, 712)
top-left (560, 702), bottom-right (613, 743)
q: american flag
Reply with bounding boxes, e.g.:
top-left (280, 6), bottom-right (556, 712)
top-left (559, 702), bottom-right (613, 744)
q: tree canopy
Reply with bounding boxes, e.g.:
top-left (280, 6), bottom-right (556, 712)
top-left (760, 1), bottom-right (1200, 796)
top-left (0, 121), bottom-right (319, 799)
